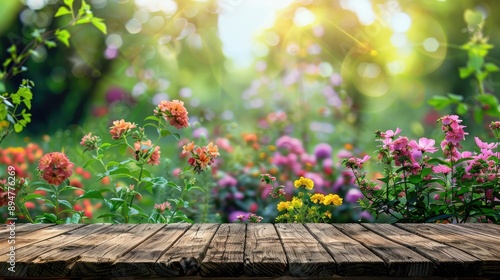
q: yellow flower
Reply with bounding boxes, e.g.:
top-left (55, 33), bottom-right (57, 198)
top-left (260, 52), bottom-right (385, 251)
top-left (291, 197), bottom-right (303, 208)
top-left (310, 193), bottom-right (325, 204)
top-left (294, 176), bottom-right (314, 190)
top-left (277, 201), bottom-right (291, 211)
top-left (324, 211), bottom-right (332, 219)
top-left (323, 194), bottom-right (343, 206)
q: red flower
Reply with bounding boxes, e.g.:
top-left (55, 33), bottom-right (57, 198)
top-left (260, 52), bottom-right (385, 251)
top-left (38, 152), bottom-right (74, 186)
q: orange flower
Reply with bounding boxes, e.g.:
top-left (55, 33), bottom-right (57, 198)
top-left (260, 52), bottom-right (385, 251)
top-left (182, 141), bottom-right (196, 154)
top-left (109, 119), bottom-right (136, 140)
top-left (38, 152), bottom-right (74, 186)
top-left (206, 142), bottom-right (220, 157)
top-left (134, 140), bottom-right (161, 165)
top-left (155, 100), bottom-right (189, 129)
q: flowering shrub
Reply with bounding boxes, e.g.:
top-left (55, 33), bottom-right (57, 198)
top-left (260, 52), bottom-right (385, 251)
top-left (344, 115), bottom-right (500, 223)
top-left (76, 99), bottom-right (218, 223)
top-left (260, 174), bottom-right (343, 223)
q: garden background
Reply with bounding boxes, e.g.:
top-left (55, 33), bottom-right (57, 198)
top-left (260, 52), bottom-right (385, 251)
top-left (1, 0), bottom-right (499, 224)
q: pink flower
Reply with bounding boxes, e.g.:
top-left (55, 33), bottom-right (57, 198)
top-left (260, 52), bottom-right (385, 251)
top-left (155, 100), bottom-right (189, 129)
top-left (154, 201), bottom-right (172, 213)
top-left (432, 164), bottom-right (452, 175)
top-left (474, 137), bottom-right (497, 150)
top-left (409, 138), bottom-right (438, 153)
top-left (80, 132), bottom-right (100, 151)
top-left (381, 128), bottom-right (402, 139)
top-left (38, 152), bottom-right (75, 186)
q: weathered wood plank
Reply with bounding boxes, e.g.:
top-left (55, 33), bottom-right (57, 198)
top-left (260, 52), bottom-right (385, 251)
top-left (200, 223), bottom-right (245, 277)
top-left (275, 223), bottom-right (335, 277)
top-left (0, 223), bottom-right (82, 256)
top-left (70, 224), bottom-right (165, 277)
top-left (460, 223), bottom-right (500, 238)
top-left (28, 224), bottom-right (136, 277)
top-left (363, 223), bottom-right (482, 276)
top-left (112, 223), bottom-right (191, 277)
top-left (244, 223), bottom-right (287, 277)
top-left (334, 224), bottom-right (433, 277)
top-left (306, 223), bottom-right (386, 276)
top-left (0, 223), bottom-right (53, 234)
top-left (3, 224), bottom-right (113, 277)
top-left (396, 223), bottom-right (500, 275)
top-left (155, 223), bottom-right (219, 277)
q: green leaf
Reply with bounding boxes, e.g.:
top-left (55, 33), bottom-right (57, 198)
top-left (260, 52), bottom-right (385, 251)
top-left (23, 193), bottom-right (47, 201)
top-left (160, 129), bottom-right (171, 138)
top-left (172, 133), bottom-right (180, 141)
top-left (55, 29), bottom-right (71, 47)
top-left (64, 0), bottom-right (74, 7)
top-left (45, 40), bottom-right (57, 48)
top-left (485, 63), bottom-right (499, 72)
top-left (59, 185), bottom-right (83, 192)
top-left (76, 18), bottom-right (91, 25)
top-left (167, 181), bottom-right (182, 192)
top-left (456, 103), bottom-right (468, 115)
top-left (0, 81), bottom-right (5, 92)
top-left (91, 17), bottom-right (107, 34)
top-left (58, 199), bottom-right (73, 209)
top-left (55, 6), bottom-right (72, 17)
top-left (473, 109), bottom-right (484, 123)
top-left (144, 116), bottom-right (160, 122)
top-left (428, 96), bottom-right (452, 110)
top-left (466, 54), bottom-right (484, 72)
top-left (14, 123), bottom-right (23, 133)
top-left (0, 104), bottom-right (7, 120)
top-left (74, 189), bottom-right (110, 200)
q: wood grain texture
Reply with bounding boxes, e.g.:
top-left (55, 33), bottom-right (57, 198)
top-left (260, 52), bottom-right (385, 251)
top-left (396, 223), bottom-right (500, 275)
top-left (70, 224), bottom-right (165, 277)
top-left (275, 223), bottom-right (336, 277)
top-left (244, 223), bottom-right (287, 277)
top-left (3, 224), bottom-right (112, 277)
top-left (334, 224), bottom-right (433, 277)
top-left (112, 223), bottom-right (190, 277)
top-left (460, 223), bottom-right (500, 238)
top-left (363, 223), bottom-right (482, 276)
top-left (306, 223), bottom-right (386, 276)
top-left (200, 223), bottom-right (245, 277)
top-left (0, 223), bottom-right (53, 234)
top-left (28, 224), bottom-right (136, 277)
top-left (155, 223), bottom-right (219, 277)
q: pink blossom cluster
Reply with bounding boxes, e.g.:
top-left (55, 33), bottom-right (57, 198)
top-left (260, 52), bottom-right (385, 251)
top-left (154, 201), bottom-right (172, 213)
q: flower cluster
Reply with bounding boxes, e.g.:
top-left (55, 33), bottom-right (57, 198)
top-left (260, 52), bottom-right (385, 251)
top-left (0, 143), bottom-right (43, 178)
top-left (80, 132), bottom-right (100, 151)
top-left (154, 201), bottom-right (172, 213)
top-left (234, 213), bottom-right (263, 223)
top-left (345, 115), bottom-right (500, 223)
top-left (109, 119), bottom-right (137, 140)
top-left (182, 141), bottom-right (220, 173)
top-left (134, 140), bottom-right (161, 166)
top-left (37, 152), bottom-right (75, 186)
top-left (263, 174), bottom-right (343, 223)
top-left (154, 100), bottom-right (189, 129)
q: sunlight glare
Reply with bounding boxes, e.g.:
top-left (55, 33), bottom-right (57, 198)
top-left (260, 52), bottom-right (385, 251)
top-left (293, 7), bottom-right (316, 27)
top-left (390, 12), bottom-right (412, 33)
top-left (340, 0), bottom-right (375, 25)
top-left (218, 0), bottom-right (293, 68)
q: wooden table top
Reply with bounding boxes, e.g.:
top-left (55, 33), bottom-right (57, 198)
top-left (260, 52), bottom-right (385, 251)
top-left (1, 223), bottom-right (499, 279)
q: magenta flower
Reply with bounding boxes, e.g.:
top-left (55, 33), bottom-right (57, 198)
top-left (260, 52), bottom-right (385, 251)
top-left (409, 137), bottom-right (438, 153)
top-left (474, 137), bottom-right (497, 150)
top-left (432, 164), bottom-right (452, 175)
top-left (313, 143), bottom-right (333, 160)
top-left (381, 128), bottom-right (402, 139)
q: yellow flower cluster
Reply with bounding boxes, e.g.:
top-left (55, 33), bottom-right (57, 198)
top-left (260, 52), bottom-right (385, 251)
top-left (294, 176), bottom-right (314, 190)
top-left (274, 177), bottom-right (343, 223)
top-left (309, 193), bottom-right (342, 206)
top-left (323, 194), bottom-right (343, 206)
